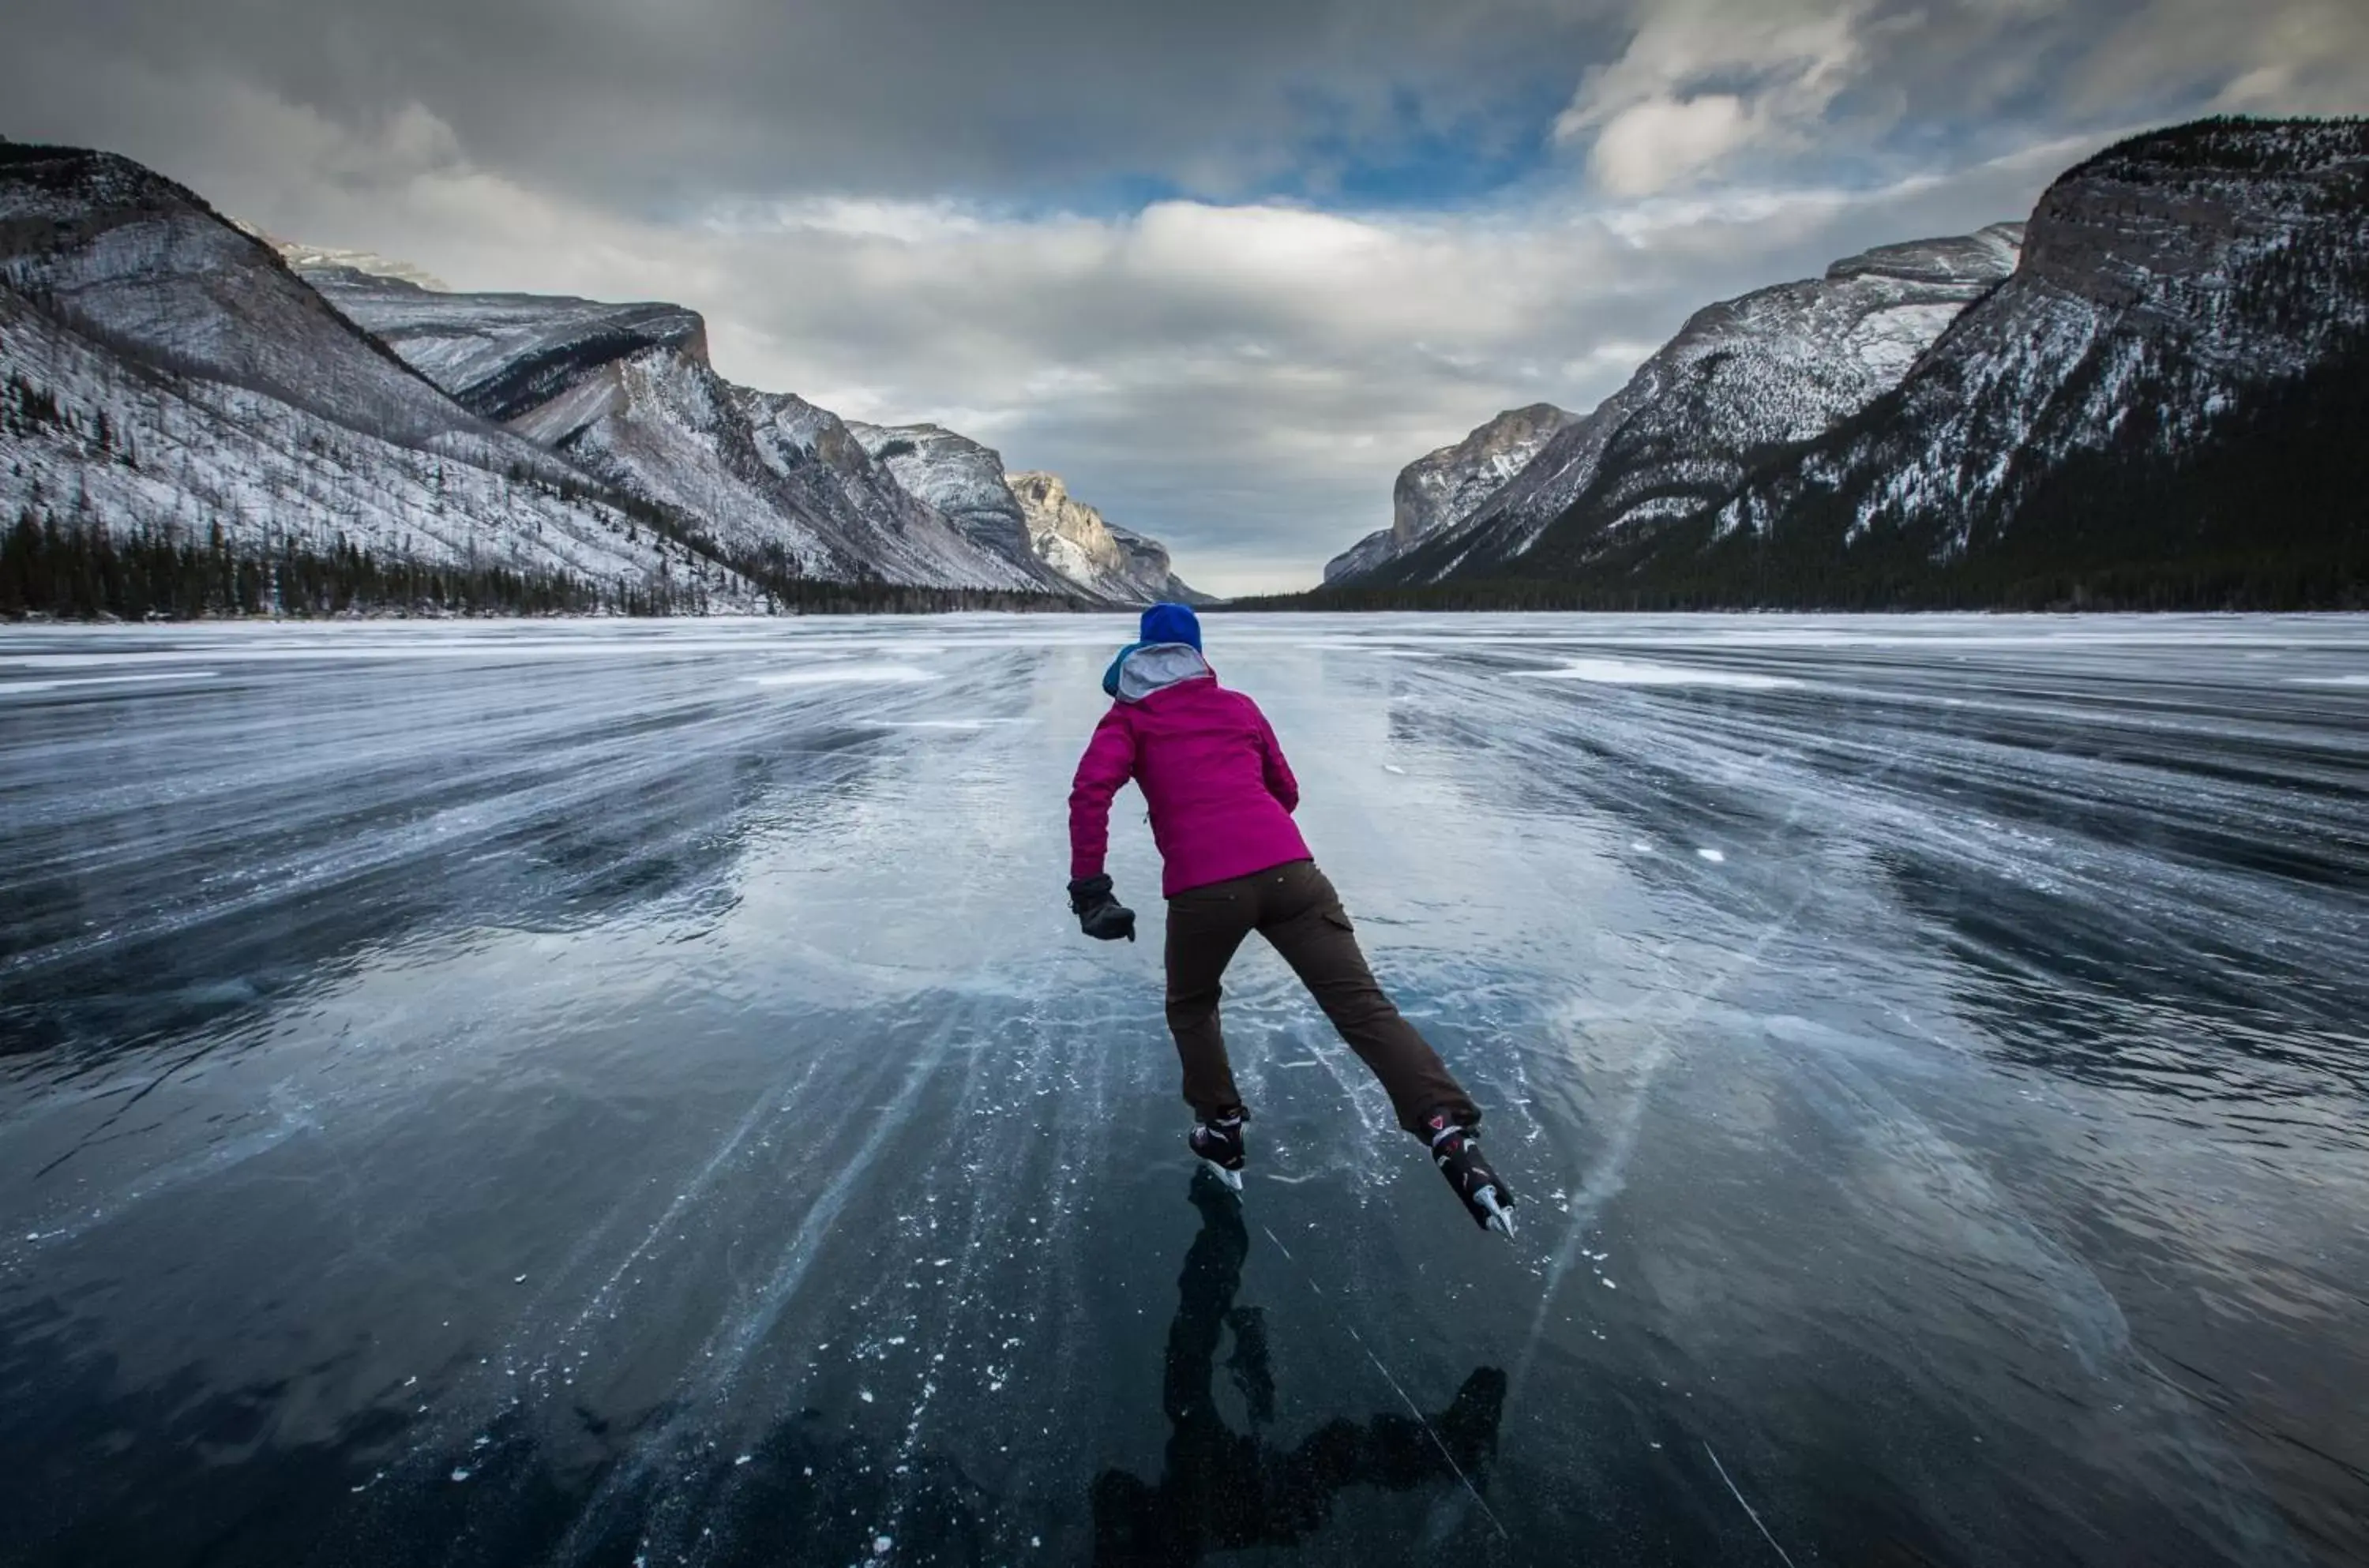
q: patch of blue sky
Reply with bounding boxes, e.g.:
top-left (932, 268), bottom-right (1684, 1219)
top-left (992, 81), bottom-right (1575, 220)
top-left (1261, 81), bottom-right (1574, 209)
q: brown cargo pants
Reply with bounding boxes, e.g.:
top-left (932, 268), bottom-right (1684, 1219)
top-left (1163, 859), bottom-right (1478, 1137)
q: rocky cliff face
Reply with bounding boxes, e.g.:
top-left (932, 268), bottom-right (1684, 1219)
top-left (0, 143), bottom-right (756, 606)
top-left (1324, 403), bottom-right (1575, 583)
top-left (294, 260), bottom-right (708, 426)
top-left (1688, 118), bottom-right (2369, 604)
top-left (846, 422), bottom-right (1068, 591)
top-left (2, 146), bottom-right (507, 453)
top-left (507, 347), bottom-right (1045, 589)
top-left (1337, 118), bottom-right (2367, 609)
top-left (1006, 471), bottom-right (1205, 605)
top-left (2, 140), bottom-right (1209, 610)
top-left (289, 256), bottom-right (1053, 592)
top-left (1354, 223), bottom-right (2022, 587)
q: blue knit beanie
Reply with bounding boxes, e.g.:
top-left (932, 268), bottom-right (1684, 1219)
top-left (1139, 602), bottom-right (1201, 651)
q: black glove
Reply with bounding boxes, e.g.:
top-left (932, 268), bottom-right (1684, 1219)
top-left (1068, 874), bottom-right (1137, 942)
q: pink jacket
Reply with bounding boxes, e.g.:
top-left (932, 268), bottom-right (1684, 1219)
top-left (1068, 647), bottom-right (1312, 898)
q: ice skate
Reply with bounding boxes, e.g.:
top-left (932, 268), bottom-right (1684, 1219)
top-left (1427, 1114), bottom-right (1515, 1238)
top-left (1189, 1112), bottom-right (1245, 1191)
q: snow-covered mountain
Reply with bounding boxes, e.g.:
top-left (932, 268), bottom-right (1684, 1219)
top-left (295, 262), bottom-right (705, 425)
top-left (0, 138), bottom-right (1212, 617)
top-left (1323, 402), bottom-right (1575, 583)
top-left (1346, 221), bottom-right (2028, 590)
top-left (1346, 223), bottom-right (2023, 587)
top-left (1331, 118), bottom-right (2366, 608)
top-left (283, 260), bottom-right (1052, 592)
top-left (846, 422), bottom-right (1072, 592)
top-left (848, 423), bottom-right (1207, 602)
top-left (290, 253), bottom-right (1212, 600)
top-left (1478, 221), bottom-right (2018, 583)
top-left (1005, 471), bottom-right (1207, 605)
top-left (1, 142), bottom-right (757, 610)
top-left (1703, 119), bottom-right (2369, 600)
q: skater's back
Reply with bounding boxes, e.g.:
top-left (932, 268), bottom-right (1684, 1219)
top-left (1064, 603), bottom-right (1517, 1236)
top-left (1068, 624), bottom-right (1307, 899)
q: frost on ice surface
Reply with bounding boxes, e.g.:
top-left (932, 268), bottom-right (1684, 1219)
top-left (1516, 658), bottom-right (1799, 690)
top-left (2, 613), bottom-right (2365, 1566)
top-left (745, 665), bottom-right (939, 688)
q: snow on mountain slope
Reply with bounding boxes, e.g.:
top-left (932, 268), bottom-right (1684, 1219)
top-left (1324, 402), bottom-right (1574, 584)
top-left (507, 343), bottom-right (1049, 590)
top-left (267, 238), bottom-right (449, 291)
top-left (1713, 120), bottom-right (2369, 566)
top-left (0, 146), bottom-right (522, 459)
top-left (1004, 471), bottom-right (1206, 605)
top-left (0, 142), bottom-right (758, 605)
top-left (294, 255), bottom-right (1061, 594)
top-left (1353, 223), bottom-right (2022, 587)
top-left (846, 422), bottom-right (1072, 591)
top-left (289, 258), bottom-right (708, 426)
top-left (0, 290), bottom-right (757, 606)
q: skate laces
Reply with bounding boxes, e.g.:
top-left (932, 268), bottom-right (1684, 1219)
top-left (1429, 1121), bottom-right (1496, 1192)
top-left (1192, 1113), bottom-right (1244, 1150)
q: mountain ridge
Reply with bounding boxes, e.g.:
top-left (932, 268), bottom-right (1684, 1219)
top-left (1, 141), bottom-right (763, 615)
top-left (0, 137), bottom-right (1203, 617)
top-left (1346, 221), bottom-right (2025, 591)
top-left (1323, 401), bottom-right (1575, 584)
top-left (1306, 115), bottom-right (2365, 610)
top-left (1005, 469), bottom-right (1208, 606)
top-left (288, 249), bottom-right (1203, 603)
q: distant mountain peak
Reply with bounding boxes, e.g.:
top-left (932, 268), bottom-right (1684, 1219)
top-left (1325, 402), bottom-right (1577, 583)
top-left (1335, 218), bottom-right (2025, 590)
top-left (1325, 114), bottom-right (2369, 610)
top-left (258, 234), bottom-right (452, 293)
top-left (1006, 470), bottom-right (1208, 605)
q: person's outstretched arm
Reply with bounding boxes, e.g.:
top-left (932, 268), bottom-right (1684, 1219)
top-left (1069, 709), bottom-right (1138, 882)
top-left (1247, 698), bottom-right (1299, 813)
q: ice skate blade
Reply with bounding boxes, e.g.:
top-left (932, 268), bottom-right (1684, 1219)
top-left (1198, 1157), bottom-right (1244, 1191)
top-left (1476, 1186), bottom-right (1515, 1240)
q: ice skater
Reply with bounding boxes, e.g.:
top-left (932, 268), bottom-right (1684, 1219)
top-left (1065, 603), bottom-right (1515, 1236)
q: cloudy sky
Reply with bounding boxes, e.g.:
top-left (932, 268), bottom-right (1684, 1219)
top-left (8, 1), bottom-right (2367, 592)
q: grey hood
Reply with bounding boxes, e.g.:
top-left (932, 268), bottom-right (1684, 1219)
top-left (1115, 643), bottom-right (1213, 703)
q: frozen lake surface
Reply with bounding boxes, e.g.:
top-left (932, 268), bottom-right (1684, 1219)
top-left (2, 613), bottom-right (2365, 1566)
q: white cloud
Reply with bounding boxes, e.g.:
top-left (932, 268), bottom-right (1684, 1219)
top-left (1586, 92), bottom-right (1755, 196)
top-left (1556, 0), bottom-right (1873, 193)
top-left (2085, 0), bottom-right (2369, 116)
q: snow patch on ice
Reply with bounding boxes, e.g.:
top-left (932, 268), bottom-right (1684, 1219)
top-left (746, 665), bottom-right (939, 688)
top-left (1517, 658), bottom-right (1799, 690)
top-left (0, 671), bottom-right (217, 697)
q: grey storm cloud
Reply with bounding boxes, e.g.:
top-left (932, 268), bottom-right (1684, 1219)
top-left (4, 0), bottom-right (1621, 207)
top-left (6, 0), bottom-right (2368, 592)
